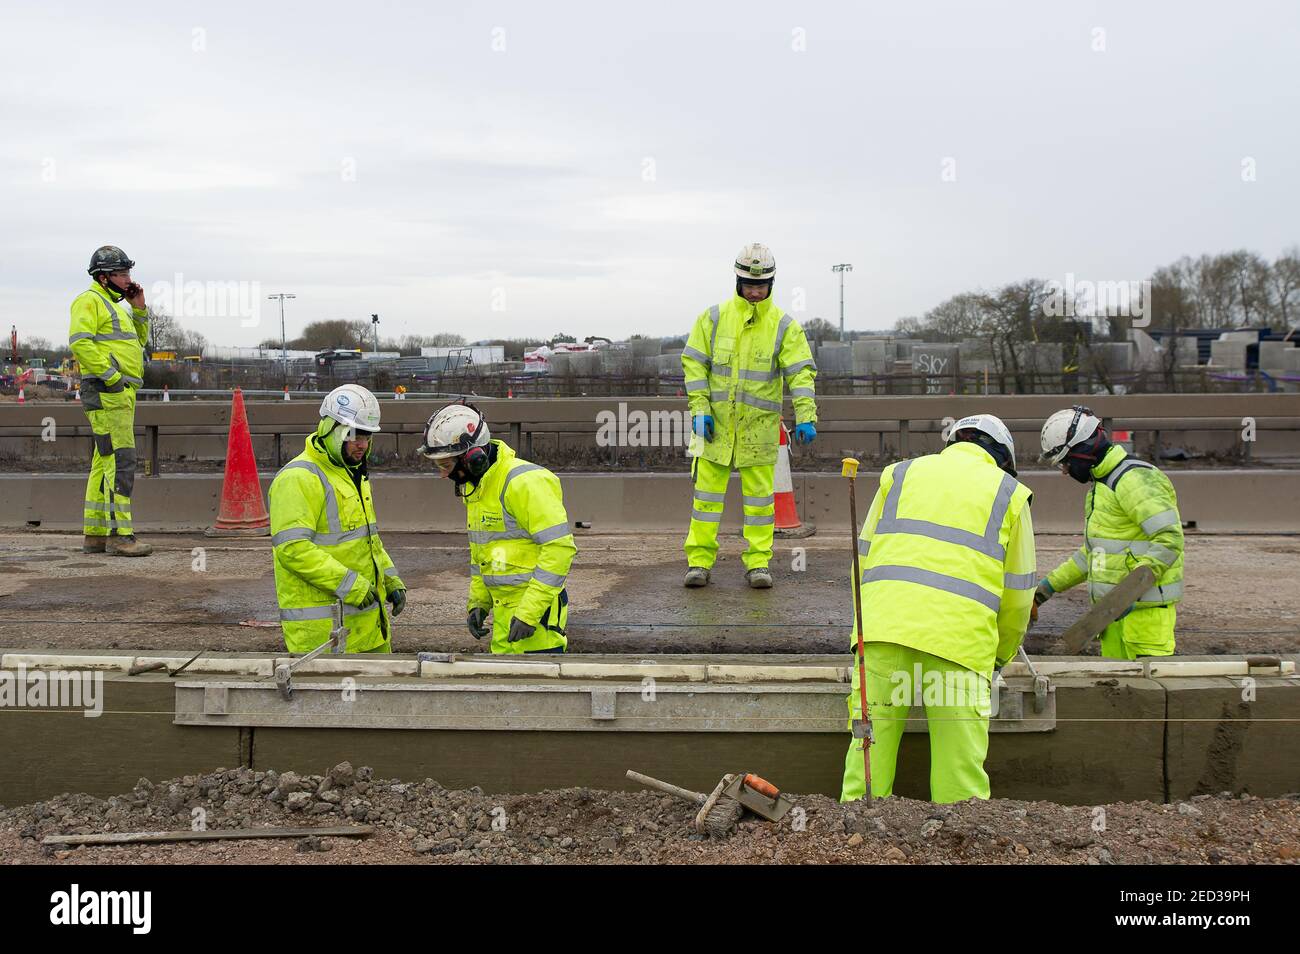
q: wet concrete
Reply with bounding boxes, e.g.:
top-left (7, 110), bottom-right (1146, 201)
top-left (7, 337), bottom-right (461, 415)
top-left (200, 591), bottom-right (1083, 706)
top-left (0, 531), bottom-right (1297, 657)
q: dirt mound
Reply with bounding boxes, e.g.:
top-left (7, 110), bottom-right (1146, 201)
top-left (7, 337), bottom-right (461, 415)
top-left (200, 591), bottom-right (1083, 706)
top-left (1, 765), bottom-right (1296, 865)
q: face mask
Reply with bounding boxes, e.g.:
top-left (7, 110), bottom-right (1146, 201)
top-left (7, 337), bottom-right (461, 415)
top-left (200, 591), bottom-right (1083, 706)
top-left (318, 419), bottom-right (362, 467)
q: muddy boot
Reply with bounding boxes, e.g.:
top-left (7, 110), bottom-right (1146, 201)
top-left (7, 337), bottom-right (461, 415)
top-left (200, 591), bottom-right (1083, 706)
top-left (683, 566), bottom-right (711, 588)
top-left (746, 567), bottom-right (773, 589)
top-left (82, 535), bottom-right (108, 554)
top-left (107, 535), bottom-right (154, 557)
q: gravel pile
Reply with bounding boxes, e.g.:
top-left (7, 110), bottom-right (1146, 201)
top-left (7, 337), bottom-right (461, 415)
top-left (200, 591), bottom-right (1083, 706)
top-left (2, 765), bottom-right (1296, 865)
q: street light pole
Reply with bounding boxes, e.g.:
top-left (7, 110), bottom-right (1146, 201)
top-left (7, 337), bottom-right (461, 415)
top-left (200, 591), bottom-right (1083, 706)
top-left (371, 313), bottom-right (380, 353)
top-left (267, 293), bottom-right (297, 366)
top-left (831, 264), bottom-right (853, 342)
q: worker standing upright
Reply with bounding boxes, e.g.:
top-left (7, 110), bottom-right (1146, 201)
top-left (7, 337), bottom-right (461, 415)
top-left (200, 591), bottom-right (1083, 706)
top-left (420, 401), bottom-right (576, 654)
top-left (680, 243), bottom-right (818, 589)
top-left (268, 385), bottom-right (407, 653)
top-left (841, 415), bottom-right (1036, 803)
top-left (69, 246), bottom-right (153, 556)
top-left (1035, 406), bottom-right (1183, 659)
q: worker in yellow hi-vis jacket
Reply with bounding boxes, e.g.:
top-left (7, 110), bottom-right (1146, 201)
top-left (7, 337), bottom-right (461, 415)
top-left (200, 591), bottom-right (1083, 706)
top-left (269, 385), bottom-right (407, 654)
top-left (69, 245), bottom-right (152, 557)
top-left (420, 401), bottom-right (577, 654)
top-left (680, 243), bottom-right (818, 590)
top-left (1035, 405), bottom-right (1183, 659)
top-left (842, 414), bottom-right (1037, 803)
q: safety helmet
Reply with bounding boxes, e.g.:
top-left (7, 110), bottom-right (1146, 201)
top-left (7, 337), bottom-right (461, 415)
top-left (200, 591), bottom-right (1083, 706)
top-left (734, 243), bottom-right (776, 281)
top-left (1040, 406), bottom-right (1102, 465)
top-left (948, 413), bottom-right (1017, 476)
top-left (88, 245), bottom-right (136, 276)
top-left (319, 384), bottom-right (381, 436)
top-left (419, 402), bottom-right (490, 460)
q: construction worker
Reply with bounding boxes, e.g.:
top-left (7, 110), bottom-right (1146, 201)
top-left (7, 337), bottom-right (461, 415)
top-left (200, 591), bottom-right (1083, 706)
top-left (680, 243), bottom-right (818, 589)
top-left (420, 401), bottom-right (576, 654)
top-left (69, 246), bottom-right (152, 556)
top-left (268, 385), bottom-right (407, 653)
top-left (841, 415), bottom-right (1037, 803)
top-left (1036, 406), bottom-right (1183, 659)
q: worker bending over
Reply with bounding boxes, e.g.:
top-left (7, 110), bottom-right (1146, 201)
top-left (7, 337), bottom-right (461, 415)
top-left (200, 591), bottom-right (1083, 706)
top-left (842, 415), bottom-right (1036, 803)
top-left (1035, 406), bottom-right (1183, 658)
top-left (420, 402), bottom-right (576, 654)
top-left (680, 243), bottom-right (818, 589)
top-left (269, 385), bottom-right (407, 653)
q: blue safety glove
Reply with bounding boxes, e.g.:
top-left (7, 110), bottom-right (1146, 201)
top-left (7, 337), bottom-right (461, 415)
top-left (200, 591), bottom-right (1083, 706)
top-left (467, 607), bottom-right (490, 639)
top-left (1034, 579), bottom-right (1054, 606)
top-left (507, 615), bottom-right (537, 643)
top-left (692, 415), bottom-right (715, 442)
top-left (387, 588), bottom-right (407, 617)
top-left (794, 422), bottom-right (817, 444)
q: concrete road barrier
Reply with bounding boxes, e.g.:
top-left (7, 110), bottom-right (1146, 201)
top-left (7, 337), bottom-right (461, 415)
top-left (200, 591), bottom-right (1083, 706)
top-left (3, 470), bottom-right (1299, 533)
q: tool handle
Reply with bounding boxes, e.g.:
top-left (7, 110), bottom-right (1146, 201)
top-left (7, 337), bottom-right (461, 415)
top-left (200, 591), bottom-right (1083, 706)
top-left (625, 770), bottom-right (705, 805)
top-left (743, 774), bottom-right (780, 799)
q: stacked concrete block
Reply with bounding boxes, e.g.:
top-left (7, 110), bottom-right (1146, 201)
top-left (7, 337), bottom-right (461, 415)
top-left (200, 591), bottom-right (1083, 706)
top-left (1259, 340), bottom-right (1297, 371)
top-left (568, 351), bottom-right (604, 376)
top-left (549, 352), bottom-right (572, 377)
top-left (851, 339), bottom-right (892, 374)
top-left (1209, 340), bottom-right (1248, 371)
top-left (816, 342), bottom-right (853, 375)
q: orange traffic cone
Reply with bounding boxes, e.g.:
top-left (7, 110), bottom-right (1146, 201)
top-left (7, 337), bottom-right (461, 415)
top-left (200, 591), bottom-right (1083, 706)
top-left (16, 387), bottom-right (24, 404)
top-left (162, 384), bottom-right (170, 402)
top-left (774, 422), bottom-right (815, 538)
top-left (206, 388), bottom-right (270, 537)
top-left (283, 385), bottom-right (290, 401)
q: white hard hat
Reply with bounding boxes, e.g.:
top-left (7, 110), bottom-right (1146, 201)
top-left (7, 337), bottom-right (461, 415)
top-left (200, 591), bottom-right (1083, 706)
top-left (949, 413), bottom-right (1017, 476)
top-left (734, 242), bottom-right (776, 281)
top-left (319, 384), bottom-right (381, 434)
top-left (420, 402), bottom-right (490, 460)
top-left (1040, 406), bottom-right (1101, 464)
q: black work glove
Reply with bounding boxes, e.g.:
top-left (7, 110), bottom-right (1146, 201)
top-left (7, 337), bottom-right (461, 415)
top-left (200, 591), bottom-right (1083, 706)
top-left (387, 588), bottom-right (407, 617)
top-left (467, 607), bottom-right (490, 639)
top-left (507, 616), bottom-right (536, 644)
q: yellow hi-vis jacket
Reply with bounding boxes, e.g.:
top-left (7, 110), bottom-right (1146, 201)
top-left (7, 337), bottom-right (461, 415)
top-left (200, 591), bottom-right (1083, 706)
top-left (1045, 445), bottom-right (1184, 607)
top-left (464, 441), bottom-right (577, 653)
top-left (856, 441), bottom-right (1037, 674)
top-left (68, 284), bottom-right (149, 393)
top-left (681, 294), bottom-right (817, 467)
top-left (268, 435), bottom-right (405, 653)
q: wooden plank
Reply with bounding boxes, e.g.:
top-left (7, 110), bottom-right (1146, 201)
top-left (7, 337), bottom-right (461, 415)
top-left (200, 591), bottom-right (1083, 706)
top-left (43, 825), bottom-right (373, 847)
top-left (1058, 566), bottom-right (1157, 654)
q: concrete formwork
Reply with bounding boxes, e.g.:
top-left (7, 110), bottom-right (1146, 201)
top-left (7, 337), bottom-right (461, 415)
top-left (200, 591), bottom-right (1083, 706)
top-left (0, 652), bottom-right (1294, 807)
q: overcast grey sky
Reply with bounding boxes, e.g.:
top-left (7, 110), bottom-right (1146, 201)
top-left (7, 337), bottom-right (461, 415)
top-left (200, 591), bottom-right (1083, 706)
top-left (2, 0), bottom-right (1297, 347)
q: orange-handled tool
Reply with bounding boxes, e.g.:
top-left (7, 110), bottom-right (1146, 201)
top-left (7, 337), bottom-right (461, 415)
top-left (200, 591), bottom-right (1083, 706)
top-left (742, 774), bottom-right (780, 799)
top-left (841, 457), bottom-right (873, 802)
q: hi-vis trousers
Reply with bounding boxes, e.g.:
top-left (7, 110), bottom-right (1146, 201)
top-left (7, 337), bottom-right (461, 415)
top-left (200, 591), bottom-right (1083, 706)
top-left (841, 642), bottom-right (992, 804)
top-left (82, 384), bottom-right (138, 537)
top-left (683, 457), bottom-right (775, 571)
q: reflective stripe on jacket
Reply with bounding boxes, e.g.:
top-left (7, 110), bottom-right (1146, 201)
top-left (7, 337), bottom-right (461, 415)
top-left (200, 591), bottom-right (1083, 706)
top-left (268, 435), bottom-right (404, 652)
top-left (68, 284), bottom-right (148, 388)
top-left (464, 442), bottom-right (576, 642)
top-left (856, 441), bottom-right (1037, 674)
top-left (681, 294), bottom-right (817, 467)
top-left (1046, 445), bottom-right (1183, 607)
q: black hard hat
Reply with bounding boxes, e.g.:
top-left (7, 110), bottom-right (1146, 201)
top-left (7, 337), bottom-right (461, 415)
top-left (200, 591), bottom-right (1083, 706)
top-left (88, 245), bottom-right (136, 276)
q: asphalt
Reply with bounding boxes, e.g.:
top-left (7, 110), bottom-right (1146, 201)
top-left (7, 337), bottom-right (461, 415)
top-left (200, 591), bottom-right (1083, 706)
top-left (0, 530), bottom-right (1296, 656)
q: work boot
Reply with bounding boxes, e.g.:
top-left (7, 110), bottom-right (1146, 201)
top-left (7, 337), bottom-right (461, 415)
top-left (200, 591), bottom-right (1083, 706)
top-left (107, 535), bottom-right (153, 557)
top-left (746, 567), bottom-right (773, 589)
top-left (82, 535), bottom-right (107, 554)
top-left (683, 566), bottom-right (711, 588)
